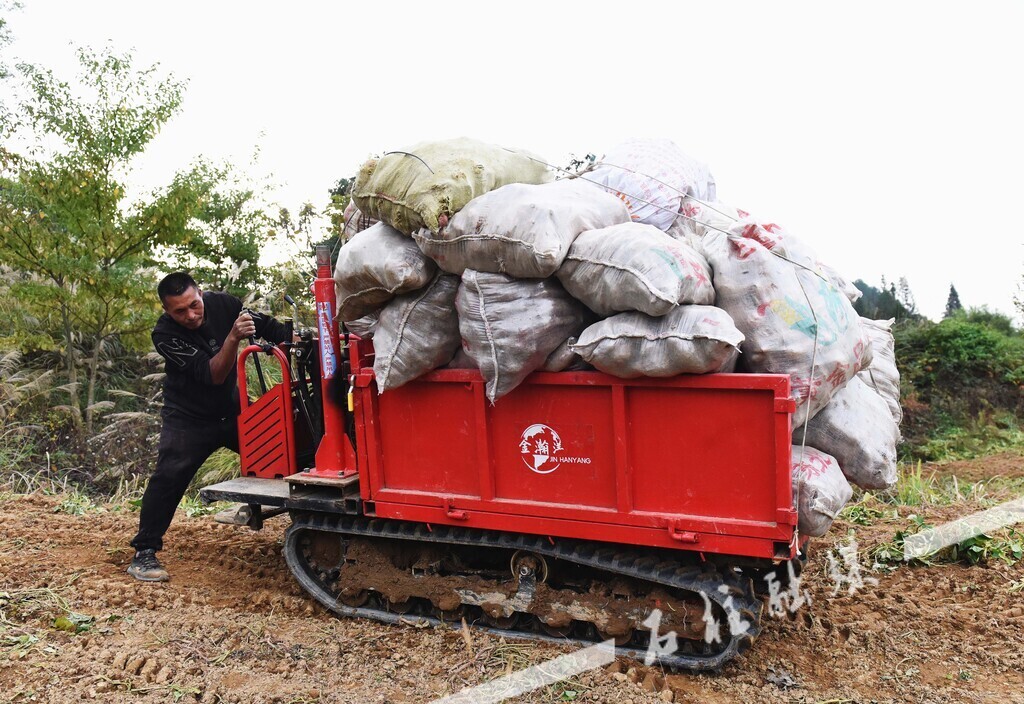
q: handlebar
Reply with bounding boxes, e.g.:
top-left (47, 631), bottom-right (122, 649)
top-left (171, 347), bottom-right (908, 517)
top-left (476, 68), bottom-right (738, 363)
top-left (238, 344), bottom-right (293, 411)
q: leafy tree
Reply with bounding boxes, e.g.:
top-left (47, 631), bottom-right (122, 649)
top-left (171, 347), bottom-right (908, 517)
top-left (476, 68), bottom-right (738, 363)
top-left (330, 177), bottom-right (352, 199)
top-left (896, 276), bottom-right (917, 316)
top-left (275, 201), bottom-right (320, 250)
top-left (272, 201), bottom-right (320, 279)
top-left (163, 162), bottom-right (273, 297)
top-left (0, 3), bottom-right (16, 74)
top-left (317, 176), bottom-right (356, 267)
top-left (853, 279), bottom-right (916, 321)
top-left (263, 182), bottom-right (359, 322)
top-left (266, 182), bottom-right (358, 322)
top-left (0, 2), bottom-right (21, 138)
top-left (1015, 273), bottom-right (1023, 319)
top-left (0, 47), bottom-right (220, 433)
top-left (944, 284), bottom-right (963, 318)
top-left (263, 258), bottom-right (315, 323)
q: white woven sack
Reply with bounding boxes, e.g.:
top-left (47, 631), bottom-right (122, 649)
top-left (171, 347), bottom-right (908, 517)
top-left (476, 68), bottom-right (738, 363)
top-left (457, 271), bottom-right (590, 403)
top-left (669, 204), bottom-right (862, 304)
top-left (414, 179), bottom-right (630, 278)
top-left (444, 347), bottom-right (477, 370)
top-left (704, 218), bottom-right (873, 426)
top-left (820, 263), bottom-right (862, 304)
top-left (586, 139), bottom-right (716, 231)
top-left (558, 222), bottom-right (714, 317)
top-left (373, 274), bottom-right (461, 393)
top-left (790, 446), bottom-right (853, 537)
top-left (572, 305), bottom-right (743, 379)
top-left (334, 222), bottom-right (437, 321)
top-left (343, 314), bottom-right (378, 340)
top-left (539, 337), bottom-right (588, 372)
top-left (858, 317), bottom-right (903, 426)
top-left (668, 200), bottom-right (749, 243)
top-left (797, 377), bottom-right (899, 490)
top-left (779, 242), bottom-right (862, 307)
top-left (341, 201), bottom-right (378, 239)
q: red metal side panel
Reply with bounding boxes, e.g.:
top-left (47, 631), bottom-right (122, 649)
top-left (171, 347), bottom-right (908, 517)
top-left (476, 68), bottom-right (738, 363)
top-left (626, 387), bottom-right (777, 523)
top-left (238, 346), bottom-right (296, 480)
top-left (239, 384), bottom-right (293, 479)
top-left (376, 381), bottom-right (481, 496)
top-left (354, 368), bottom-right (796, 560)
top-left (490, 385), bottom-right (617, 508)
top-left (379, 503), bottom-right (784, 559)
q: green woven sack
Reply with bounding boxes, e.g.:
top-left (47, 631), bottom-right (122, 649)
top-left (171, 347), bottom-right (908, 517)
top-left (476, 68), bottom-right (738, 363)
top-left (352, 138), bottom-right (552, 235)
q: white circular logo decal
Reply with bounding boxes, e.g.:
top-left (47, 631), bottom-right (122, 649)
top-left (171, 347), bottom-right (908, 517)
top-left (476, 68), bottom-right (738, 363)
top-left (519, 423), bottom-right (563, 474)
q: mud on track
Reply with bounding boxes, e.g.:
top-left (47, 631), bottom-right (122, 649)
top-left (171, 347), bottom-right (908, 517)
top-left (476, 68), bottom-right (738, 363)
top-left (0, 454), bottom-right (1022, 703)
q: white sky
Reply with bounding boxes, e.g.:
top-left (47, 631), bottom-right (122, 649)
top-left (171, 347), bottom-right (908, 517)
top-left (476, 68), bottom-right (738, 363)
top-left (5, 0), bottom-right (1023, 321)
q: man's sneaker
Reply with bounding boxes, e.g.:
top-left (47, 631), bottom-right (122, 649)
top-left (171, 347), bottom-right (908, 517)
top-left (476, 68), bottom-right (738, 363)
top-left (127, 549), bottom-right (169, 582)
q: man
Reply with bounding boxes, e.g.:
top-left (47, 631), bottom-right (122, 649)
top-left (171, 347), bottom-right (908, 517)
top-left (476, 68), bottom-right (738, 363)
top-left (128, 272), bottom-right (290, 582)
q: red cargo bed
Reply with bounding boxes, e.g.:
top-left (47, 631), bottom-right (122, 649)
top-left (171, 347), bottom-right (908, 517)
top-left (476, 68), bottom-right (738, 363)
top-left (350, 346), bottom-right (798, 561)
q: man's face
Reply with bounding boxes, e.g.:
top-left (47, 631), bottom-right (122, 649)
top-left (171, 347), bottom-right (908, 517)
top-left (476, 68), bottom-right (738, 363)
top-left (162, 286), bottom-right (205, 330)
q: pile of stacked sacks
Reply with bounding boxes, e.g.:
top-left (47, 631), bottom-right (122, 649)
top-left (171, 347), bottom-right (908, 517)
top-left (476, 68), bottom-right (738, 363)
top-left (334, 137), bottom-right (902, 539)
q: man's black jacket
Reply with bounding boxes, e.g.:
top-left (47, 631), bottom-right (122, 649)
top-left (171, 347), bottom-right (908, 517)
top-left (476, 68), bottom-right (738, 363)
top-left (152, 291), bottom-right (288, 423)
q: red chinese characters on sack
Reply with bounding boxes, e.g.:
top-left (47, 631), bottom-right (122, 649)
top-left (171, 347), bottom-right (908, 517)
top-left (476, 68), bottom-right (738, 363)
top-left (795, 452), bottom-right (832, 479)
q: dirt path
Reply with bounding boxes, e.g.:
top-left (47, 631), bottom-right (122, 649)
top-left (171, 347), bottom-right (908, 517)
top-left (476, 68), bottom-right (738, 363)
top-left (923, 450), bottom-right (1024, 483)
top-left (1, 454), bottom-right (1022, 703)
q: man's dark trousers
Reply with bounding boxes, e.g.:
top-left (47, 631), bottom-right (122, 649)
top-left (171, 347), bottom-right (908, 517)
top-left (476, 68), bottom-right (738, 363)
top-left (130, 413), bottom-right (238, 552)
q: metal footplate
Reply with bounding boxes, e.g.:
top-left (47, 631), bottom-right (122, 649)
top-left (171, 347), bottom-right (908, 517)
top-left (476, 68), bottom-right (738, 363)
top-left (282, 511), bottom-right (763, 672)
top-left (201, 477), bottom-right (291, 506)
top-left (199, 476), bottom-right (360, 522)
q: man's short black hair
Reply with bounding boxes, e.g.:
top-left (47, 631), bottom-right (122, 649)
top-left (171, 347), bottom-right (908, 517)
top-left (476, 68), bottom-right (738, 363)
top-left (158, 272), bottom-right (199, 302)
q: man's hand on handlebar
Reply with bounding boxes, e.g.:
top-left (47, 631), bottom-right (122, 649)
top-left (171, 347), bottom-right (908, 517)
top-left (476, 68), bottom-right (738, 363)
top-left (230, 312), bottom-right (257, 342)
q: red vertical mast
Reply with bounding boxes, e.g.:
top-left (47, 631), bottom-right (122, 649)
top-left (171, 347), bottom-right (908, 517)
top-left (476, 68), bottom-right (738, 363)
top-left (311, 244), bottom-right (358, 477)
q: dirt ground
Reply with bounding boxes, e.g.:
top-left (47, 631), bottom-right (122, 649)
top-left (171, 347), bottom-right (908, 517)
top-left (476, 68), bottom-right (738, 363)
top-left (1, 453), bottom-right (1022, 704)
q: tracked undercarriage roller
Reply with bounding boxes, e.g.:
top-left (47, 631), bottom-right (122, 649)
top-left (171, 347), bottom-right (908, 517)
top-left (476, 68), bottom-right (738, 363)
top-left (283, 511), bottom-right (763, 672)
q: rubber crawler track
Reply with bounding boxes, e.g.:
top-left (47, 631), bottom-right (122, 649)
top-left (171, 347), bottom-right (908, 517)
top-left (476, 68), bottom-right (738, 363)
top-left (283, 511), bottom-right (763, 672)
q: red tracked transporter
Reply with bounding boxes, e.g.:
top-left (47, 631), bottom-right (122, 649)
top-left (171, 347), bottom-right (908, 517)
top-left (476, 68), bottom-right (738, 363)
top-left (203, 245), bottom-right (805, 671)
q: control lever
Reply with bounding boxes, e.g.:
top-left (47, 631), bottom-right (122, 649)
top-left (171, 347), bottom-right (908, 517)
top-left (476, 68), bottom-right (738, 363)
top-left (280, 292), bottom-right (321, 446)
top-left (241, 307), bottom-right (268, 395)
top-left (284, 293), bottom-right (299, 323)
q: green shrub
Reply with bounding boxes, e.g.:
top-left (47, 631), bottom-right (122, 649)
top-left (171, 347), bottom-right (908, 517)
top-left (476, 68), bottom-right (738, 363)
top-left (896, 317), bottom-right (1023, 392)
top-left (958, 307), bottom-right (1017, 335)
top-left (894, 311), bottom-right (1023, 461)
